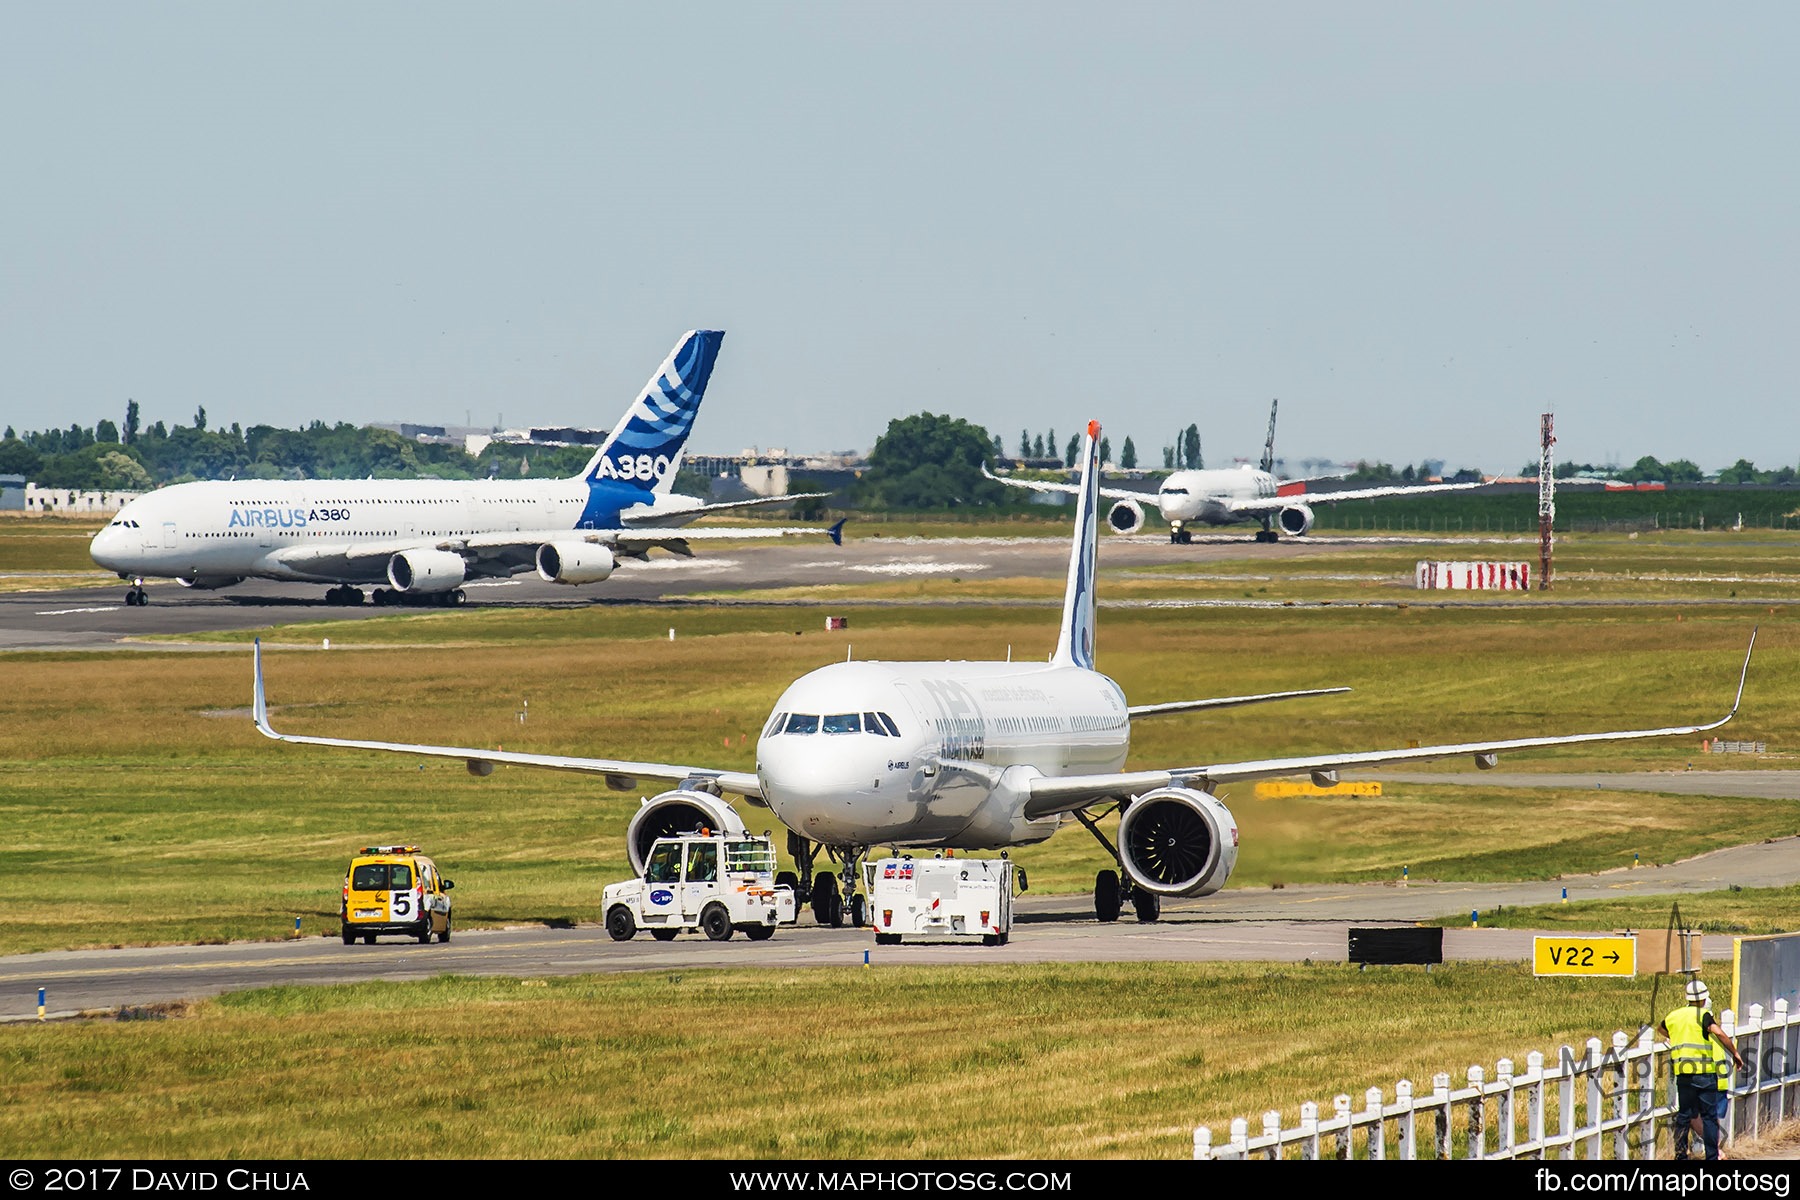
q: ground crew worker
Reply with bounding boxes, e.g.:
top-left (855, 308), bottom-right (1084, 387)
top-left (1657, 979), bottom-right (1746, 1160)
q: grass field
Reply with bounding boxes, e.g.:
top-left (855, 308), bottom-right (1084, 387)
top-left (0, 961), bottom-right (1716, 1158)
top-left (1, 600), bottom-right (1796, 955)
top-left (1425, 884), bottom-right (1800, 936)
top-left (3, 528), bottom-right (1798, 1160)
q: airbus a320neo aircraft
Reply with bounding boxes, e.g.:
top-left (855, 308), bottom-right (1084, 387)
top-left (988, 400), bottom-right (1483, 543)
top-left (252, 421), bottom-right (1752, 929)
top-left (91, 330), bottom-right (837, 607)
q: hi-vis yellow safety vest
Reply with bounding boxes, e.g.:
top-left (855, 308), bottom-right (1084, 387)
top-left (1665, 1005), bottom-right (1731, 1077)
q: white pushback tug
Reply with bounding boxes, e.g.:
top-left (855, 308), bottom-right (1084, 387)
top-left (603, 828), bottom-right (797, 942)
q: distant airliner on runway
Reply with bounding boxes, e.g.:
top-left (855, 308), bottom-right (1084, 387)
top-left (90, 331), bottom-right (839, 607)
top-left (252, 420), bottom-right (1753, 932)
top-left (988, 400), bottom-right (1483, 543)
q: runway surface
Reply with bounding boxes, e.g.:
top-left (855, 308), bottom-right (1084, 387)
top-left (0, 534), bottom-right (1318, 650)
top-left (7, 833), bottom-right (1787, 1021)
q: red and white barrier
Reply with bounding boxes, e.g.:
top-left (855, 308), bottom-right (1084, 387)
top-left (1414, 562), bottom-right (1531, 590)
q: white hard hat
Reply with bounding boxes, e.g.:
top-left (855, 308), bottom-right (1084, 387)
top-left (1686, 979), bottom-right (1710, 1005)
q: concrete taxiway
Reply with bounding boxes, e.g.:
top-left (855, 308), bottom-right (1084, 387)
top-left (8, 833), bottom-right (1789, 1021)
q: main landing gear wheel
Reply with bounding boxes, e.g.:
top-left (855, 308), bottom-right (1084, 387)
top-left (700, 903), bottom-right (734, 942)
top-left (811, 872), bottom-right (843, 927)
top-left (1094, 869), bottom-right (1122, 923)
top-left (1132, 889), bottom-right (1162, 923)
top-left (1254, 528), bottom-right (1279, 543)
top-left (651, 928), bottom-right (678, 942)
top-left (605, 905), bottom-right (636, 941)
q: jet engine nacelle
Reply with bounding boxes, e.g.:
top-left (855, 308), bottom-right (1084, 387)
top-left (624, 789), bottom-right (749, 875)
top-left (1277, 503), bottom-right (1315, 537)
top-left (386, 548), bottom-right (467, 594)
top-left (536, 541), bottom-right (616, 585)
top-left (1116, 786), bottom-right (1239, 897)
top-left (175, 575), bottom-right (245, 590)
top-left (1106, 499), bottom-right (1145, 535)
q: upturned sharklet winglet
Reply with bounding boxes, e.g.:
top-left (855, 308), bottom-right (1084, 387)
top-left (829, 519), bottom-right (846, 547)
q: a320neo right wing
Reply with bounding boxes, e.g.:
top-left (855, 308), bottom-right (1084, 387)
top-left (1022, 631), bottom-right (1757, 820)
top-left (249, 641), bottom-right (762, 800)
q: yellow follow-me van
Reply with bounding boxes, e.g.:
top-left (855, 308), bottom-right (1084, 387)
top-left (341, 845), bottom-right (454, 945)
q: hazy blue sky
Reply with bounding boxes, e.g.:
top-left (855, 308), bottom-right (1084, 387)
top-left (4, 4), bottom-right (1794, 474)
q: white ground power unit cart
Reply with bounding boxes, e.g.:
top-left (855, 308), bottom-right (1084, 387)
top-left (604, 830), bottom-right (797, 942)
top-left (864, 854), bottom-right (1015, 946)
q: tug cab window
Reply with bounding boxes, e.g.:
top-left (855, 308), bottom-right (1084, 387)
top-left (645, 843), bottom-right (682, 884)
top-left (684, 843), bottom-right (718, 883)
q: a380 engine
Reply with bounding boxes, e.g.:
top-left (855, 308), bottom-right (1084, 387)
top-left (1276, 503), bottom-right (1315, 537)
top-left (624, 790), bottom-right (748, 875)
top-left (1115, 786), bottom-right (1239, 897)
top-left (1106, 499), bottom-right (1145, 535)
top-left (536, 541), bottom-right (616, 585)
top-left (175, 575), bottom-right (245, 590)
top-left (386, 548), bottom-right (467, 593)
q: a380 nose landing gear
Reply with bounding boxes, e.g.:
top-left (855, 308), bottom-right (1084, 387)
top-left (1075, 808), bottom-right (1161, 924)
top-left (123, 578), bottom-right (148, 606)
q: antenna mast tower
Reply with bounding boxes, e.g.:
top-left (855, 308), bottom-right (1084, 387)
top-left (1538, 412), bottom-right (1556, 591)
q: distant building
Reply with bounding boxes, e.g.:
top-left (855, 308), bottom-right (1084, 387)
top-left (24, 483), bottom-right (141, 515)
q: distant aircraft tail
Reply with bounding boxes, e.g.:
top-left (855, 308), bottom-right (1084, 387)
top-left (1260, 398), bottom-right (1279, 475)
top-left (577, 330), bottom-right (724, 494)
top-left (1052, 420), bottom-right (1101, 669)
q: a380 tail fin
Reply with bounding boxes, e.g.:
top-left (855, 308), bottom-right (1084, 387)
top-left (577, 330), bottom-right (725, 493)
top-left (1052, 420), bottom-right (1101, 669)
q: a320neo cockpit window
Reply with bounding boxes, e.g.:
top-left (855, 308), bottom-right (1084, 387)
top-left (779, 712), bottom-right (900, 736)
top-left (351, 863), bottom-right (412, 891)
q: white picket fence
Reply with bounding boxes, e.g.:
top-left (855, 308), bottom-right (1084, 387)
top-left (1195, 999), bottom-right (1800, 1160)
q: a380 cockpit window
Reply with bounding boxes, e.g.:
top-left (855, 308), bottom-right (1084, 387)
top-left (864, 712), bottom-right (900, 736)
top-left (783, 713), bottom-right (820, 735)
top-left (822, 713), bottom-right (861, 734)
top-left (1160, 487), bottom-right (1189, 496)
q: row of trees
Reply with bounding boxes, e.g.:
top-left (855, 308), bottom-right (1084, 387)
top-left (8, 404), bottom-right (1799, 512)
top-left (1008, 428), bottom-right (1140, 470)
top-left (0, 405), bottom-right (599, 492)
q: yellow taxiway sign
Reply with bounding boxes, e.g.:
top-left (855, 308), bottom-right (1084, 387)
top-left (1533, 936), bottom-right (1636, 977)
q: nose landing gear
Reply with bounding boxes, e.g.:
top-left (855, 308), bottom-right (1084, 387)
top-left (785, 832), bottom-right (870, 928)
top-left (123, 579), bottom-right (148, 606)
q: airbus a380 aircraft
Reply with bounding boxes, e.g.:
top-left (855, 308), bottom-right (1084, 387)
top-left (91, 330), bottom-right (837, 607)
top-left (988, 400), bottom-right (1483, 543)
top-left (252, 421), bottom-right (1752, 928)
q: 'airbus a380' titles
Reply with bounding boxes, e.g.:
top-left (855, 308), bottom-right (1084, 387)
top-left (251, 421), bottom-right (1752, 929)
top-left (90, 330), bottom-right (840, 607)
